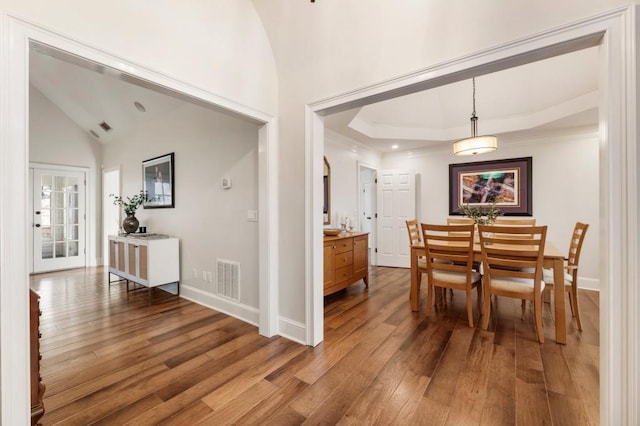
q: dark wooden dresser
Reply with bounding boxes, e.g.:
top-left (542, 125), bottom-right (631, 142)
top-left (30, 289), bottom-right (45, 425)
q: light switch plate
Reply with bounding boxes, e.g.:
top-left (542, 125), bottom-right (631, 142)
top-left (247, 210), bottom-right (258, 222)
top-left (221, 177), bottom-right (232, 189)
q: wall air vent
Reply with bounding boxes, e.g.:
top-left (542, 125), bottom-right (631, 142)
top-left (99, 121), bottom-right (112, 132)
top-left (216, 259), bottom-right (240, 301)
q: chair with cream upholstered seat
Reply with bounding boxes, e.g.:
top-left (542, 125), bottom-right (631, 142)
top-left (479, 224), bottom-right (547, 343)
top-left (543, 222), bottom-right (589, 330)
top-left (421, 223), bottom-right (482, 328)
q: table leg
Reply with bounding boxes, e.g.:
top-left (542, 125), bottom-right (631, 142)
top-left (410, 247), bottom-right (420, 311)
top-left (553, 257), bottom-right (567, 344)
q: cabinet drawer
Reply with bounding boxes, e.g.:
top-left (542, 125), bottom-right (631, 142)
top-left (334, 251), bottom-right (353, 268)
top-left (334, 239), bottom-right (352, 254)
top-left (335, 266), bottom-right (353, 283)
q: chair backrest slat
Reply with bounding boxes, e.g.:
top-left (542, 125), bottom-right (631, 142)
top-left (492, 218), bottom-right (537, 239)
top-left (446, 217), bottom-right (475, 237)
top-left (567, 222), bottom-right (589, 268)
top-left (405, 219), bottom-right (422, 246)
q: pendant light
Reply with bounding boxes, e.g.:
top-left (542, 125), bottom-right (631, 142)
top-left (452, 78), bottom-right (498, 156)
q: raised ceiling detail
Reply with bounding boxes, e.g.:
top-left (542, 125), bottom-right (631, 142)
top-left (325, 46), bottom-right (599, 152)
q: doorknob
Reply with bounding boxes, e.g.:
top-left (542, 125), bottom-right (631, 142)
top-left (35, 224), bottom-right (41, 228)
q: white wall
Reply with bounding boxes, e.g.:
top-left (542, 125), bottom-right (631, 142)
top-left (324, 130), bottom-right (382, 228)
top-left (383, 130), bottom-right (600, 287)
top-left (29, 85), bottom-right (103, 266)
top-left (102, 102), bottom-right (261, 309)
top-left (2, 0), bottom-right (278, 115)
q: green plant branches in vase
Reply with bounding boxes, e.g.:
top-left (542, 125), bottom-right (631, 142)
top-left (110, 191), bottom-right (148, 233)
top-left (458, 200), bottom-right (501, 225)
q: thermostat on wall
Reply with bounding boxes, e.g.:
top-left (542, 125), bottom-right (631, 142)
top-left (221, 177), bottom-right (232, 189)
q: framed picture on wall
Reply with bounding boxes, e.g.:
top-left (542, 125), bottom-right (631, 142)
top-left (142, 152), bottom-right (175, 209)
top-left (449, 156), bottom-right (532, 215)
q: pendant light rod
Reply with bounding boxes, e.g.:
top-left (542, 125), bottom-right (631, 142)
top-left (453, 77), bottom-right (498, 156)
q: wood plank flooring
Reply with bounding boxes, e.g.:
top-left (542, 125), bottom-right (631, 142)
top-left (31, 266), bottom-right (599, 425)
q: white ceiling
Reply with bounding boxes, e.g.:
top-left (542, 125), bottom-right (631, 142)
top-left (29, 47), bottom-right (187, 143)
top-left (324, 46), bottom-right (599, 153)
top-left (29, 44), bottom-right (599, 151)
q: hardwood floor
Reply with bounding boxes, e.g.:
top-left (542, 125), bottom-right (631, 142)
top-left (31, 266), bottom-right (599, 425)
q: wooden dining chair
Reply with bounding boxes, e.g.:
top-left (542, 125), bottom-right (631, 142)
top-left (421, 223), bottom-right (482, 327)
top-left (446, 217), bottom-right (475, 235)
top-left (543, 222), bottom-right (589, 330)
top-left (479, 224), bottom-right (547, 343)
top-left (406, 220), bottom-right (427, 288)
top-left (492, 218), bottom-right (536, 239)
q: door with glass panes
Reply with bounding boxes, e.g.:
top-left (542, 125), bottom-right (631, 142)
top-left (32, 168), bottom-right (86, 272)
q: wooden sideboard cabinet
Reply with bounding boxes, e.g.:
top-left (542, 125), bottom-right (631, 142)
top-left (30, 289), bottom-right (45, 425)
top-left (323, 232), bottom-right (369, 296)
top-left (108, 234), bottom-right (180, 294)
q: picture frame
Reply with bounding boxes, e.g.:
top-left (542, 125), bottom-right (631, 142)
top-left (142, 152), bottom-right (175, 209)
top-left (449, 156), bottom-right (532, 216)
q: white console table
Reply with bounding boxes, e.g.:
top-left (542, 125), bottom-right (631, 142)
top-left (108, 234), bottom-right (180, 297)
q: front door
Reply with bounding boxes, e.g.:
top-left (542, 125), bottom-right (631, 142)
top-left (32, 167), bottom-right (86, 272)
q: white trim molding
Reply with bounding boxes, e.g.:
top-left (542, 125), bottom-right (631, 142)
top-left (0, 13), bottom-right (279, 425)
top-left (278, 317), bottom-right (307, 345)
top-left (180, 285), bottom-right (260, 327)
top-left (305, 5), bottom-right (638, 424)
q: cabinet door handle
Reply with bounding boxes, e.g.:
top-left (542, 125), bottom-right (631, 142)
top-left (35, 224), bottom-right (41, 228)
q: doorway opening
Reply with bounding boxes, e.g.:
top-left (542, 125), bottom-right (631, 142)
top-left (306, 11), bottom-right (637, 423)
top-left (102, 168), bottom-right (120, 266)
top-left (358, 162), bottom-right (377, 266)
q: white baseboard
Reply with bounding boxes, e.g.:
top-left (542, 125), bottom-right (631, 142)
top-left (180, 284), bottom-right (259, 327)
top-left (278, 316), bottom-right (306, 344)
top-left (182, 285), bottom-right (307, 344)
top-left (578, 277), bottom-right (599, 292)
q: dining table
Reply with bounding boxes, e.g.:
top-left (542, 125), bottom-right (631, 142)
top-left (410, 240), bottom-right (568, 344)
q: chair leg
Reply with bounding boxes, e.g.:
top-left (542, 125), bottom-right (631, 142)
top-left (466, 289), bottom-right (474, 328)
top-left (571, 284), bottom-right (583, 331)
top-left (567, 287), bottom-right (575, 317)
top-left (534, 293), bottom-right (544, 343)
top-left (426, 282), bottom-right (434, 316)
top-left (481, 291), bottom-right (491, 330)
top-left (521, 299), bottom-right (527, 320)
top-left (476, 284), bottom-right (482, 315)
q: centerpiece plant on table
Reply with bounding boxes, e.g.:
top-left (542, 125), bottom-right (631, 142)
top-left (458, 199), bottom-right (501, 225)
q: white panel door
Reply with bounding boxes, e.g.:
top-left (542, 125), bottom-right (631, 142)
top-left (33, 168), bottom-right (86, 272)
top-left (376, 169), bottom-right (415, 267)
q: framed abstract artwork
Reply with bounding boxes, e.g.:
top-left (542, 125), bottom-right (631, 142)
top-left (449, 156), bottom-right (532, 216)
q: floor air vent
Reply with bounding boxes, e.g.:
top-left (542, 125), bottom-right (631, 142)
top-left (217, 259), bottom-right (240, 301)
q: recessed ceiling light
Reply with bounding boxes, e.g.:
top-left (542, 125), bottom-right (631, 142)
top-left (134, 101), bottom-right (146, 112)
top-left (89, 130), bottom-right (100, 138)
top-left (392, 144), bottom-right (399, 150)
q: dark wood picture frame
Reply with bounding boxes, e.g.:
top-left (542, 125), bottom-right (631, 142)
top-left (142, 152), bottom-right (175, 209)
top-left (449, 156), bottom-right (532, 216)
